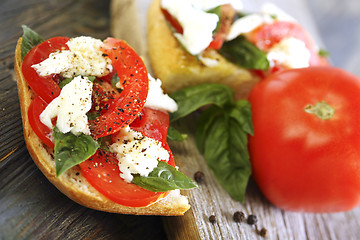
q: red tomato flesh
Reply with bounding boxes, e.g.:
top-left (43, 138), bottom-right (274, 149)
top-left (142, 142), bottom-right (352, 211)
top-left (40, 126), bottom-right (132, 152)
top-left (28, 96), bottom-right (54, 149)
top-left (247, 21), bottom-right (329, 69)
top-left (161, 8), bottom-right (183, 34)
top-left (248, 67), bottom-right (360, 212)
top-left (22, 37), bottom-right (69, 103)
top-left (90, 38), bottom-right (149, 139)
top-left (80, 108), bottom-right (173, 207)
top-left (207, 4), bottom-right (235, 50)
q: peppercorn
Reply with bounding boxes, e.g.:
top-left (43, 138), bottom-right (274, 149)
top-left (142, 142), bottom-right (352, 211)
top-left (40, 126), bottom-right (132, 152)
top-left (259, 227), bottom-right (268, 237)
top-left (247, 214), bottom-right (258, 225)
top-left (194, 171), bottom-right (205, 183)
top-left (233, 211), bottom-right (245, 222)
top-left (209, 215), bottom-right (216, 224)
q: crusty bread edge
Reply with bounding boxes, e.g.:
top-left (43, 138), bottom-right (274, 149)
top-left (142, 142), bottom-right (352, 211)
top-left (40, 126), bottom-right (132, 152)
top-left (14, 38), bottom-right (190, 216)
top-left (147, 0), bottom-right (260, 100)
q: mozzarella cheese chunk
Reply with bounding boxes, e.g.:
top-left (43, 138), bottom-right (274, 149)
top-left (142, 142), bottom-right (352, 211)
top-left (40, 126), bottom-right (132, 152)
top-left (145, 74), bottom-right (178, 112)
top-left (40, 76), bottom-right (93, 136)
top-left (110, 126), bottom-right (170, 183)
top-left (161, 0), bottom-right (219, 55)
top-left (192, 0), bottom-right (243, 11)
top-left (266, 37), bottom-right (311, 69)
top-left (227, 3), bottom-right (296, 41)
top-left (32, 36), bottom-right (112, 78)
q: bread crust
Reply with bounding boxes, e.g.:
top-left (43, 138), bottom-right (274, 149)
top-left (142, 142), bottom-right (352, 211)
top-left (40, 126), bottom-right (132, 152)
top-left (14, 38), bottom-right (190, 216)
top-left (147, 0), bottom-right (260, 99)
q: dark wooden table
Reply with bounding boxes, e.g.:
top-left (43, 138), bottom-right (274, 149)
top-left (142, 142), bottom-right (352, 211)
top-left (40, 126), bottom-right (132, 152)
top-left (1, 0), bottom-right (360, 239)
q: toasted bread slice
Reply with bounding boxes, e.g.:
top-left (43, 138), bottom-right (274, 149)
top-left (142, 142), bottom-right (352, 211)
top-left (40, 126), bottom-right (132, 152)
top-left (147, 0), bottom-right (260, 99)
top-left (14, 38), bottom-right (190, 216)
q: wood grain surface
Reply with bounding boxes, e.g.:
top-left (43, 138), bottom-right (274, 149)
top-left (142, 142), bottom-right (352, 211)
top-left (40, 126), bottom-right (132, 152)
top-left (1, 0), bottom-right (360, 239)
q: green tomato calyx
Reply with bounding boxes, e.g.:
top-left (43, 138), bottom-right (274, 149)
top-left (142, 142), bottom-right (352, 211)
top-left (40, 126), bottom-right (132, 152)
top-left (304, 101), bottom-right (335, 120)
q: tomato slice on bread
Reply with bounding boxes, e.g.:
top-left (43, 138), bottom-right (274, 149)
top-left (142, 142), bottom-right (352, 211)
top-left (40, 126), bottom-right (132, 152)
top-left (90, 38), bottom-right (149, 139)
top-left (22, 35), bottom-right (177, 208)
top-left (28, 96), bottom-right (55, 149)
top-left (22, 37), bottom-right (69, 103)
top-left (247, 21), bottom-right (329, 68)
top-left (80, 108), bottom-right (173, 207)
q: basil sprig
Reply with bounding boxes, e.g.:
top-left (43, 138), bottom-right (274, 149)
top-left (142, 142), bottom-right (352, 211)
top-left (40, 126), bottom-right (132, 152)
top-left (53, 126), bottom-right (99, 177)
top-left (170, 83), bottom-right (233, 122)
top-left (196, 101), bottom-right (253, 202)
top-left (169, 83), bottom-right (253, 202)
top-left (20, 25), bottom-right (44, 61)
top-left (132, 161), bottom-right (198, 192)
top-left (219, 36), bottom-right (269, 70)
top-left (167, 125), bottom-right (187, 141)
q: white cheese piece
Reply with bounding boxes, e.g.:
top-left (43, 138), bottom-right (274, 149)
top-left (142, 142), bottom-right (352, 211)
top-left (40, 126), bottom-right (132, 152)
top-left (110, 126), bottom-right (170, 183)
top-left (145, 74), bottom-right (178, 113)
top-left (161, 0), bottom-right (219, 55)
top-left (192, 0), bottom-right (243, 12)
top-left (199, 55), bottom-right (219, 67)
top-left (226, 3), bottom-right (296, 41)
top-left (40, 76), bottom-right (93, 136)
top-left (32, 36), bottom-right (112, 78)
top-left (227, 14), bottom-right (265, 41)
top-left (261, 3), bottom-right (296, 23)
top-left (266, 37), bottom-right (311, 69)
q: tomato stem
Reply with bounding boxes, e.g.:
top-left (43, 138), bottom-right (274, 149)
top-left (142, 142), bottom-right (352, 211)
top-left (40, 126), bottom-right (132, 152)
top-left (304, 101), bottom-right (335, 120)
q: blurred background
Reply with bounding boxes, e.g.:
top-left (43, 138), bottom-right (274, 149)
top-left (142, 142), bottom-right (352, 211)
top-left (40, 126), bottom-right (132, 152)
top-left (307, 0), bottom-right (360, 76)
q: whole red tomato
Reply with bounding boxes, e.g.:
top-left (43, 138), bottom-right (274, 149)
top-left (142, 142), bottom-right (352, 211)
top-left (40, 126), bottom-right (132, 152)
top-left (248, 67), bottom-right (360, 212)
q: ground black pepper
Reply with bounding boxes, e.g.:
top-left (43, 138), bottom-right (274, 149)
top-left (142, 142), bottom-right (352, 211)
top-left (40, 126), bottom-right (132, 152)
top-left (194, 171), bottom-right (205, 183)
top-left (233, 211), bottom-right (245, 222)
top-left (247, 214), bottom-right (258, 225)
top-left (209, 215), bottom-right (216, 224)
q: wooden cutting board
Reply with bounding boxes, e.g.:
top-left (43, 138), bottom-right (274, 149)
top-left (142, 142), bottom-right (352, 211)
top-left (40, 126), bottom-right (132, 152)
top-left (111, 0), bottom-right (360, 239)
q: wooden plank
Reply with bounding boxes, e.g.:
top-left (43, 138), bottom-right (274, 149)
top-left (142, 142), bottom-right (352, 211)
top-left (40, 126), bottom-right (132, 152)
top-left (125, 0), bottom-right (360, 239)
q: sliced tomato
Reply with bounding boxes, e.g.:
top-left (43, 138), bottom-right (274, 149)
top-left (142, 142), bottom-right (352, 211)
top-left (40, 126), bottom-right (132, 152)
top-left (247, 21), bottom-right (329, 68)
top-left (91, 81), bottom-right (121, 116)
top-left (90, 38), bottom-right (149, 139)
top-left (28, 96), bottom-right (54, 149)
top-left (130, 108), bottom-right (169, 144)
top-left (207, 4), bottom-right (235, 50)
top-left (80, 107), bottom-right (173, 207)
top-left (79, 150), bottom-right (169, 207)
top-left (161, 8), bottom-right (183, 34)
top-left (130, 107), bottom-right (174, 166)
top-left (22, 37), bottom-right (69, 103)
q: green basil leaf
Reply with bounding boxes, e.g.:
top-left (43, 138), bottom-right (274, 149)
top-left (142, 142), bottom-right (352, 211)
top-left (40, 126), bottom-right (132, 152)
top-left (199, 107), bottom-right (252, 203)
top-left (87, 111), bottom-right (100, 121)
top-left (219, 36), bottom-right (269, 70)
top-left (53, 126), bottom-right (99, 177)
top-left (207, 6), bottom-right (222, 33)
top-left (21, 25), bottom-right (44, 61)
top-left (132, 161), bottom-right (198, 192)
top-left (169, 83), bottom-right (234, 122)
top-left (318, 48), bottom-right (330, 57)
top-left (58, 78), bottom-right (73, 89)
top-left (230, 100), bottom-right (254, 136)
top-left (111, 74), bottom-right (119, 88)
top-left (167, 125), bottom-right (187, 141)
top-left (195, 105), bottom-right (220, 153)
top-left (97, 135), bottom-right (113, 152)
